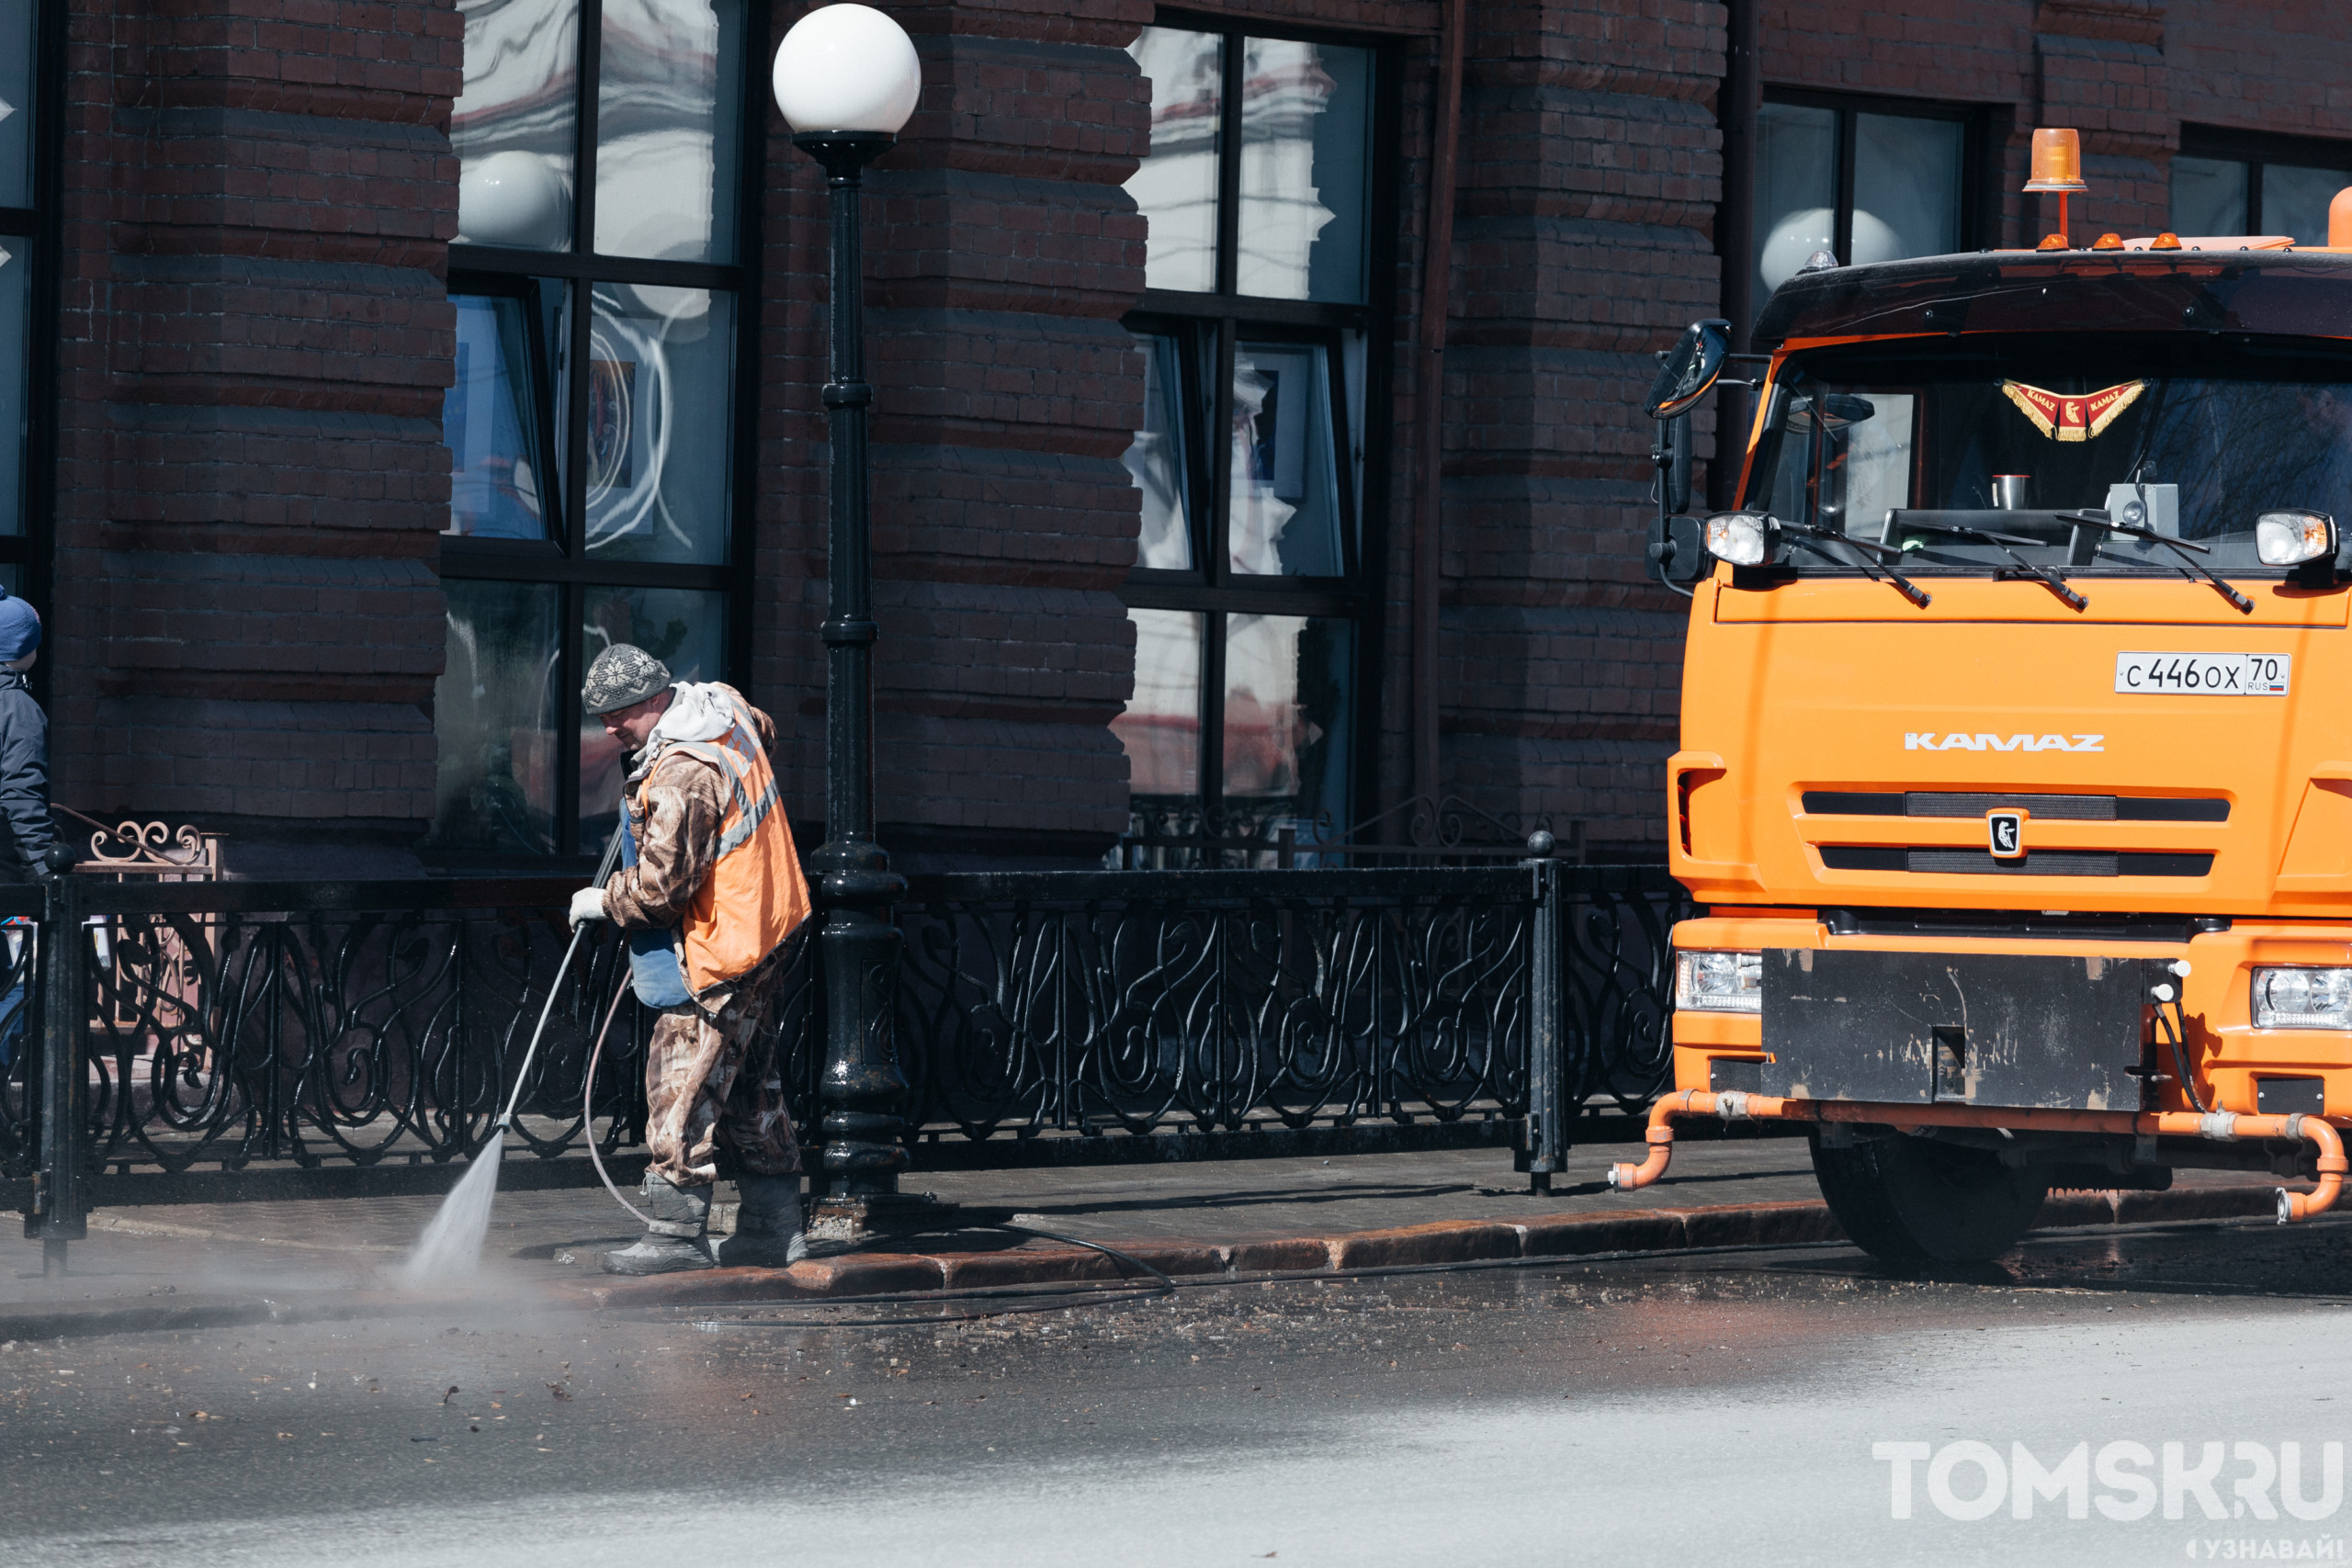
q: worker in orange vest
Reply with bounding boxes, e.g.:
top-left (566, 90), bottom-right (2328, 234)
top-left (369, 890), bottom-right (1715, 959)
top-left (570, 644), bottom-right (814, 1275)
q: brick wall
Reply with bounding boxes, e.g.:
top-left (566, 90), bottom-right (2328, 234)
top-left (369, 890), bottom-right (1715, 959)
top-left (1424, 0), bottom-right (1724, 852)
top-left (51, 0), bottom-right (460, 872)
top-left (35, 0), bottom-right (2352, 872)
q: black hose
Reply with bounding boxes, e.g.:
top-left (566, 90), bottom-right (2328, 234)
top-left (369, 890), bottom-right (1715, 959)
top-left (2159, 999), bottom-right (2208, 1114)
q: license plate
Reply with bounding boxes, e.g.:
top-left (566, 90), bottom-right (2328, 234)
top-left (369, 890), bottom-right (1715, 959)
top-left (2114, 651), bottom-right (2290, 695)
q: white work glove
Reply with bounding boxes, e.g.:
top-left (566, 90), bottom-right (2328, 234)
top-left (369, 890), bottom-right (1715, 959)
top-left (568, 886), bottom-right (608, 928)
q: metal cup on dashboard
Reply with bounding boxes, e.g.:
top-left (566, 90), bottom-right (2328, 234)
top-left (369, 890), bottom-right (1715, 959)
top-left (1993, 474), bottom-right (2031, 510)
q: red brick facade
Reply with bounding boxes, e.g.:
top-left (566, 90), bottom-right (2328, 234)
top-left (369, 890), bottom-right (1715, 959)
top-left (47, 0), bottom-right (460, 871)
top-left (28, 0), bottom-right (2352, 869)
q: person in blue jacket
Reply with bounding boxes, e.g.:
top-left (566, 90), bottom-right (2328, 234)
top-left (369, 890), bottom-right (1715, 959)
top-left (0, 588), bottom-right (50, 1069)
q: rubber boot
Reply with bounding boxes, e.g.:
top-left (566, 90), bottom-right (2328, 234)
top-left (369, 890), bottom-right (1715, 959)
top-left (601, 1174), bottom-right (716, 1275)
top-left (714, 1174), bottom-right (808, 1269)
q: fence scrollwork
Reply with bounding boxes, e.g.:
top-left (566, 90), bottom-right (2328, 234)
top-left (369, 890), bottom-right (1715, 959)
top-left (2, 862), bottom-right (1690, 1208)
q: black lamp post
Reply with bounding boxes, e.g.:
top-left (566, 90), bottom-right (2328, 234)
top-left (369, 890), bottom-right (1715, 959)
top-left (772, 4), bottom-right (933, 1239)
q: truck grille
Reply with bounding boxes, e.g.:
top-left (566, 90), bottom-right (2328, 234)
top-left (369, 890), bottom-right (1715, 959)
top-left (1804, 791), bottom-right (2228, 822)
top-left (1819, 846), bottom-right (2213, 877)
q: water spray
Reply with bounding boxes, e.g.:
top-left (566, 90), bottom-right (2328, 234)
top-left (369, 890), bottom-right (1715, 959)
top-left (402, 824), bottom-right (628, 1283)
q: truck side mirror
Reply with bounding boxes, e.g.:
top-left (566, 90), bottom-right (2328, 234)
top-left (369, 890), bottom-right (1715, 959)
top-left (1647, 513), bottom-right (1706, 587)
top-left (1645, 318), bottom-right (1732, 421)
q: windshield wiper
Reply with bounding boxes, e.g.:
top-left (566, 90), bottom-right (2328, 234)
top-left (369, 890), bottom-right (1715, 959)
top-left (2054, 509), bottom-right (2255, 614)
top-left (1890, 515), bottom-right (2088, 611)
top-left (1777, 521), bottom-right (1931, 607)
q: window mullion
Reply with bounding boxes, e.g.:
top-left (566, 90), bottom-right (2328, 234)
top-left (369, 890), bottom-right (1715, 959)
top-left (575, 0), bottom-right (604, 259)
top-left (1202, 608), bottom-right (1227, 829)
top-left (562, 280), bottom-right (592, 558)
top-left (1834, 109), bottom-right (1857, 265)
top-left (1216, 31), bottom-right (1243, 298)
top-left (1325, 330), bottom-right (1358, 580)
top-left (560, 581), bottom-right (583, 857)
top-left (1208, 316), bottom-right (1236, 588)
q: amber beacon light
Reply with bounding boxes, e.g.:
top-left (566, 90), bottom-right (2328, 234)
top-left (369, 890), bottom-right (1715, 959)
top-left (2024, 128), bottom-right (2087, 249)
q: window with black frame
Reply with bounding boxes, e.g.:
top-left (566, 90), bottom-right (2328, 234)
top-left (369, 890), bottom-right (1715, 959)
top-left (0, 0), bottom-right (49, 600)
top-left (434, 0), bottom-right (758, 861)
top-left (1115, 19), bottom-right (1385, 852)
top-left (1753, 93), bottom-right (1980, 310)
top-left (2173, 130), bottom-right (2352, 247)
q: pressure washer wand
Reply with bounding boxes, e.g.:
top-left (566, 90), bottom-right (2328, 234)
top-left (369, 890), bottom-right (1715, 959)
top-left (496, 821), bottom-right (628, 1134)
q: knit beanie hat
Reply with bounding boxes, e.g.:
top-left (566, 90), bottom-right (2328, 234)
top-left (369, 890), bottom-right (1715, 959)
top-left (0, 587), bottom-right (42, 664)
top-left (582, 643), bottom-right (672, 715)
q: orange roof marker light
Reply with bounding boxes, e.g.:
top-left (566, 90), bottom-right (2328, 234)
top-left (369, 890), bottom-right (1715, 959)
top-left (2332, 186), bottom-right (2352, 249)
top-left (2092, 231), bottom-right (2125, 251)
top-left (2149, 231), bottom-right (2182, 250)
top-left (2024, 127), bottom-right (2087, 248)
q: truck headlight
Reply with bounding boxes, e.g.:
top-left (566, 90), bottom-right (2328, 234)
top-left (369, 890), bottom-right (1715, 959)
top-left (1702, 512), bottom-right (1774, 568)
top-left (2251, 966), bottom-right (2352, 1030)
top-left (2256, 510), bottom-right (2335, 566)
top-left (1676, 950), bottom-right (1763, 1013)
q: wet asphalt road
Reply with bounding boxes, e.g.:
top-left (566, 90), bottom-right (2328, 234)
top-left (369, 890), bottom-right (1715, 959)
top-left (11, 1217), bottom-right (2352, 1566)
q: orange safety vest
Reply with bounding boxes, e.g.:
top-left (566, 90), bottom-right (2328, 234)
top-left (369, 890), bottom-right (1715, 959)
top-left (628, 689), bottom-right (810, 994)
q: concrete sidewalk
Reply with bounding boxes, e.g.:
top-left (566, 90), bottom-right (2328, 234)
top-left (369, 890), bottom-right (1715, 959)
top-left (0, 1136), bottom-right (2294, 1335)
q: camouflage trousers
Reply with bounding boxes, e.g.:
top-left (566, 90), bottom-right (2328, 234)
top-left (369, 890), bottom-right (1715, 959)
top-left (641, 942), bottom-right (801, 1189)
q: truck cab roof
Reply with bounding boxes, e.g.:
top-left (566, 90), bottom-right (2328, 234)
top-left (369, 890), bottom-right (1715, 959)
top-left (1755, 248), bottom-right (2352, 352)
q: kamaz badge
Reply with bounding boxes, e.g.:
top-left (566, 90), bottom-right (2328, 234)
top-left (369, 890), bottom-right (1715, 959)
top-left (2001, 379), bottom-right (2145, 441)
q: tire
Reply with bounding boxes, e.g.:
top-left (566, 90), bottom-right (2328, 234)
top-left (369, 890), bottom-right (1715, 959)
top-left (1809, 1130), bottom-right (2049, 1265)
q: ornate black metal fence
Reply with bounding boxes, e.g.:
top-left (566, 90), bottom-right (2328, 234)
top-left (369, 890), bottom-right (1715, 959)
top-left (4, 857), bottom-right (1690, 1257)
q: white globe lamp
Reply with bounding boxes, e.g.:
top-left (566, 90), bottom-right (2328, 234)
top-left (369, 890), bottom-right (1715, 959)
top-left (772, 4), bottom-right (922, 136)
top-left (457, 150), bottom-right (569, 249)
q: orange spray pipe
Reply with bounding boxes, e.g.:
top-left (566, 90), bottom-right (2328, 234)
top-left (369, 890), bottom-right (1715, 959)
top-left (1608, 1093), bottom-right (2344, 1224)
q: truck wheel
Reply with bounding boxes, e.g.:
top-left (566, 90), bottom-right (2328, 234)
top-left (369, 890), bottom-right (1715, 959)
top-left (1809, 1130), bottom-right (2049, 1265)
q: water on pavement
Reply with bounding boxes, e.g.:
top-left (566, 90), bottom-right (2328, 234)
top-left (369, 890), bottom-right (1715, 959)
top-left (8, 1216), bottom-right (2352, 1566)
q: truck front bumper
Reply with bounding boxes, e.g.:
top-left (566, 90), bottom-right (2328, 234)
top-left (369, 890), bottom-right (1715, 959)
top-left (1670, 913), bottom-right (2352, 1119)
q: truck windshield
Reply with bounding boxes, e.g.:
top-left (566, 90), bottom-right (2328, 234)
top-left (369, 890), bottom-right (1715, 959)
top-left (1748, 332), bottom-right (2352, 576)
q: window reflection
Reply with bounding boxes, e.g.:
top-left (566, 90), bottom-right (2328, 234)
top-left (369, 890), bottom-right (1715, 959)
top-left (1125, 28), bottom-right (1221, 293)
top-left (1222, 614), bottom-right (1351, 824)
top-left (2170, 154), bottom-right (2352, 247)
top-left (584, 284), bottom-right (734, 563)
top-left (1115, 20), bottom-right (1380, 844)
top-left (1113, 608), bottom-right (1204, 798)
top-left (1228, 341), bottom-right (1344, 577)
top-left (429, 581), bottom-right (562, 853)
top-left (595, 0), bottom-right (741, 264)
top-left (1123, 333), bottom-right (1195, 570)
top-left (2171, 156), bottom-right (2247, 236)
top-left (444, 292), bottom-right (560, 539)
top-left (1756, 102), bottom-right (1964, 300)
top-left (2262, 164), bottom-right (2352, 246)
top-left (1237, 39), bottom-right (1371, 303)
top-left (0, 0), bottom-right (32, 208)
top-left (453, 0), bottom-right (579, 250)
top-left (578, 585), bottom-right (728, 838)
top-left (1755, 103), bottom-right (1836, 297)
top-left (1853, 113), bottom-right (1960, 265)
top-left (0, 245), bottom-right (20, 537)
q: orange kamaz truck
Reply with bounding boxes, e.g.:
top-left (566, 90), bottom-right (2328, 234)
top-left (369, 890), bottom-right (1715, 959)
top-left (1623, 148), bottom-right (2352, 1264)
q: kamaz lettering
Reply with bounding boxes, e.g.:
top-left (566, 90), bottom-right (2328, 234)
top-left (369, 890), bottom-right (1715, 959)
top-left (1902, 733), bottom-right (2105, 752)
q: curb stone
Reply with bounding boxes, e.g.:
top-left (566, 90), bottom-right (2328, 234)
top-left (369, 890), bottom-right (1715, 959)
top-left (0, 1181), bottom-right (2299, 1338)
top-left (564, 1180), bottom-right (2292, 1309)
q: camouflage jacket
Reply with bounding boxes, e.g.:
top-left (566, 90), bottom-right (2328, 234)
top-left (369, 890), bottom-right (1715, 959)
top-left (602, 684), bottom-right (777, 932)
